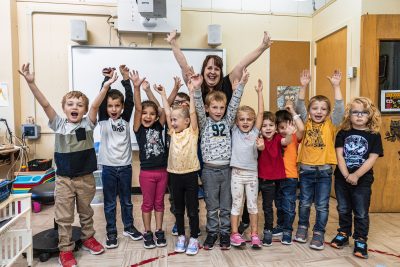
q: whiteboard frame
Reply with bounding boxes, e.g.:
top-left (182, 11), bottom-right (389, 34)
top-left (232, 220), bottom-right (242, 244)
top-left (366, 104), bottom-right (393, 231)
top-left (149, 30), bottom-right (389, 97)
top-left (68, 45), bottom-right (226, 150)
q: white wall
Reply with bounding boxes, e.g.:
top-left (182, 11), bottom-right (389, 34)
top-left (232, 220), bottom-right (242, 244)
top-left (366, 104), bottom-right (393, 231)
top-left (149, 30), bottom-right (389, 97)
top-left (362, 0), bottom-right (400, 14)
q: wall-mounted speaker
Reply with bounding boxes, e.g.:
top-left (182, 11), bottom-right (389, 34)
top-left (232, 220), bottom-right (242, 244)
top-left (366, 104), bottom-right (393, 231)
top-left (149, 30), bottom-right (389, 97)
top-left (70, 20), bottom-right (88, 43)
top-left (208, 24), bottom-right (222, 46)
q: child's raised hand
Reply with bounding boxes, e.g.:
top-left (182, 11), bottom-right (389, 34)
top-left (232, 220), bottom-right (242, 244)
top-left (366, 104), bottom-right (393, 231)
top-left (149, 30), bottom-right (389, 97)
top-left (300, 69), bottom-right (311, 87)
top-left (327, 69), bottom-right (342, 88)
top-left (285, 100), bottom-right (295, 115)
top-left (142, 80), bottom-right (150, 91)
top-left (165, 30), bottom-right (177, 44)
top-left (102, 67), bottom-right (116, 78)
top-left (232, 79), bottom-right (239, 91)
top-left (119, 64), bottom-right (130, 80)
top-left (18, 63), bottom-right (35, 84)
top-left (129, 70), bottom-right (146, 88)
top-left (190, 74), bottom-right (203, 90)
top-left (104, 71), bottom-right (118, 87)
top-left (255, 79), bottom-right (263, 93)
top-left (153, 84), bottom-right (166, 95)
top-left (262, 31), bottom-right (273, 48)
top-left (256, 136), bottom-right (265, 150)
top-left (173, 76), bottom-right (183, 90)
top-left (240, 68), bottom-right (250, 85)
top-left (286, 121), bottom-right (296, 135)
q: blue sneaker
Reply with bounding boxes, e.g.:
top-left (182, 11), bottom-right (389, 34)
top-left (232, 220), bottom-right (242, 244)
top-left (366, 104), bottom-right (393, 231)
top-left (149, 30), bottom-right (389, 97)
top-left (175, 235), bottom-right (186, 253)
top-left (198, 187), bottom-right (205, 199)
top-left (172, 223), bottom-right (178, 236)
top-left (281, 231), bottom-right (293, 245)
top-left (272, 226), bottom-right (283, 237)
top-left (186, 237), bottom-right (199, 255)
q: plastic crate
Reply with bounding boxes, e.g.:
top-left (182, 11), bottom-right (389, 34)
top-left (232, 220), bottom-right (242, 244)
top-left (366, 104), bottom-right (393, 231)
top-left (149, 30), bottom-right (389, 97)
top-left (0, 180), bottom-right (14, 203)
top-left (27, 159), bottom-right (52, 171)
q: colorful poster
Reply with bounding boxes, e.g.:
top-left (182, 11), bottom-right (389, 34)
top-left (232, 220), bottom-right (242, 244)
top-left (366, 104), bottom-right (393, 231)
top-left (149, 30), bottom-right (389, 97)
top-left (380, 90), bottom-right (400, 113)
top-left (0, 83), bottom-right (9, 107)
top-left (277, 86), bottom-right (300, 110)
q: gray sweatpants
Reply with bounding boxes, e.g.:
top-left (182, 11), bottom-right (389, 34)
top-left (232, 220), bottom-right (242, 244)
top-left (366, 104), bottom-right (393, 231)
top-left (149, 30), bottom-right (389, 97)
top-left (201, 164), bottom-right (232, 235)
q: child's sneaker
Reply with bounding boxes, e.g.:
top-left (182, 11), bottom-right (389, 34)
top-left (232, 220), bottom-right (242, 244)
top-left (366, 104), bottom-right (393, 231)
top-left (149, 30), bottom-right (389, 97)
top-left (105, 233), bottom-right (119, 249)
top-left (309, 231), bottom-right (325, 250)
top-left (155, 230), bottom-right (167, 247)
top-left (186, 237), bottom-right (200, 255)
top-left (143, 231), bottom-right (156, 249)
top-left (220, 233), bottom-right (231, 250)
top-left (272, 225), bottom-right (283, 237)
top-left (82, 236), bottom-right (105, 255)
top-left (251, 233), bottom-right (262, 249)
top-left (230, 233), bottom-right (246, 247)
top-left (281, 231), bottom-right (293, 245)
top-left (294, 225), bottom-right (308, 243)
top-left (353, 239), bottom-right (368, 259)
top-left (262, 229), bottom-right (272, 246)
top-left (123, 226), bottom-right (143, 241)
top-left (175, 235), bottom-right (186, 253)
top-left (58, 251), bottom-right (77, 267)
top-left (238, 221), bottom-right (250, 235)
top-left (203, 233), bottom-right (218, 250)
top-left (172, 223), bottom-right (178, 236)
top-left (330, 232), bottom-right (349, 249)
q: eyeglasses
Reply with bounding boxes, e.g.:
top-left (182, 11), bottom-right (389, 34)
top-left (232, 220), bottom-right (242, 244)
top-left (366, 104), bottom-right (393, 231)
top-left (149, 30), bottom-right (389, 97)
top-left (173, 100), bottom-right (189, 106)
top-left (350, 110), bottom-right (369, 117)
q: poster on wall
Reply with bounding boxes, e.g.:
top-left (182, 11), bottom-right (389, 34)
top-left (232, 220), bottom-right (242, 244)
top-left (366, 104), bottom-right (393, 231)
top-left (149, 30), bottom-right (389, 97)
top-left (277, 86), bottom-right (300, 110)
top-left (380, 90), bottom-right (400, 114)
top-left (0, 83), bottom-right (9, 107)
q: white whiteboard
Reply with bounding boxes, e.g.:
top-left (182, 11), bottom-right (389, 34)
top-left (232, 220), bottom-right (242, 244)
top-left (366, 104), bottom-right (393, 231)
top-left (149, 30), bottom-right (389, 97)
top-left (69, 46), bottom-right (225, 150)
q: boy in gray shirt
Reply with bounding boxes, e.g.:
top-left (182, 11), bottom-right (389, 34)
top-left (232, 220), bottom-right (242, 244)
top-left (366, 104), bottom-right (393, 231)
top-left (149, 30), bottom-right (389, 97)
top-left (194, 70), bottom-right (248, 250)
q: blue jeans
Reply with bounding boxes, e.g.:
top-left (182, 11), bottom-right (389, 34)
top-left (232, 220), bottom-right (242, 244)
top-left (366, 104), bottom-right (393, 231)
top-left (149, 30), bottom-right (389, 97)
top-left (335, 173), bottom-right (373, 240)
top-left (298, 167), bottom-right (332, 233)
top-left (102, 165), bottom-right (133, 234)
top-left (277, 178), bottom-right (298, 232)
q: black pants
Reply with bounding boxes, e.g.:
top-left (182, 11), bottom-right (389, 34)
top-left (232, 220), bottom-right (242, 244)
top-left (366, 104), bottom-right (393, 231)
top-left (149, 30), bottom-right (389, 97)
top-left (335, 173), bottom-right (373, 240)
top-left (169, 171), bottom-right (199, 238)
top-left (259, 179), bottom-right (281, 230)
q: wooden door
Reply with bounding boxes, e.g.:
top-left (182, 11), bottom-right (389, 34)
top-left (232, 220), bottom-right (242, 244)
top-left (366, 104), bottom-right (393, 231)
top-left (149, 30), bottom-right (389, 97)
top-left (316, 27), bottom-right (347, 104)
top-left (269, 41), bottom-right (310, 111)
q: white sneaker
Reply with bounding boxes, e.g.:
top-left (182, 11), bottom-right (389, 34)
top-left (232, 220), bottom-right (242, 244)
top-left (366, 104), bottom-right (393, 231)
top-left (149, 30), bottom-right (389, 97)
top-left (186, 237), bottom-right (199, 255)
top-left (175, 235), bottom-right (186, 253)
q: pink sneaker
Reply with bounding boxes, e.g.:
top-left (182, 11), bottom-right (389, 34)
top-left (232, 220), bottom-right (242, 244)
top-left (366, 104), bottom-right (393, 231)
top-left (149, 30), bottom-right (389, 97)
top-left (230, 233), bottom-right (246, 247)
top-left (251, 233), bottom-right (262, 249)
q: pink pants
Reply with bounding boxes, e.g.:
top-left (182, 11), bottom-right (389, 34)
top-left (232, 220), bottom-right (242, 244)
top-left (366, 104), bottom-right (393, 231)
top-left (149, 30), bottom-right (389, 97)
top-left (139, 168), bottom-right (168, 212)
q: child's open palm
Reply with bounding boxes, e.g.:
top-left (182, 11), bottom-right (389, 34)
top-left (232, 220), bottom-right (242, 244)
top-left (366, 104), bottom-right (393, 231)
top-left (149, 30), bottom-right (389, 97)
top-left (327, 69), bottom-right (342, 87)
top-left (256, 136), bottom-right (265, 150)
top-left (18, 63), bottom-right (35, 84)
top-left (286, 121), bottom-right (296, 135)
top-left (104, 71), bottom-right (118, 87)
top-left (190, 74), bottom-right (203, 90)
top-left (173, 76), bottom-right (183, 90)
top-left (142, 80), bottom-right (150, 91)
top-left (300, 69), bottom-right (311, 87)
top-left (129, 70), bottom-right (146, 88)
top-left (102, 67), bottom-right (116, 78)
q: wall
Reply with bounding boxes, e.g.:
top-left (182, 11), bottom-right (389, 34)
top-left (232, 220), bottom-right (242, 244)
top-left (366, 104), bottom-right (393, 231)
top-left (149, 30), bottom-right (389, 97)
top-left (311, 0), bottom-right (362, 100)
top-left (362, 0), bottom-right (400, 15)
top-left (11, 0), bottom-right (312, 186)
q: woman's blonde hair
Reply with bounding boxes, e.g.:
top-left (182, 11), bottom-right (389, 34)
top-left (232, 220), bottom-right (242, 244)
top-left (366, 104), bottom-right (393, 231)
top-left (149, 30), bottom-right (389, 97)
top-left (340, 97), bottom-right (381, 133)
top-left (236, 105), bottom-right (256, 121)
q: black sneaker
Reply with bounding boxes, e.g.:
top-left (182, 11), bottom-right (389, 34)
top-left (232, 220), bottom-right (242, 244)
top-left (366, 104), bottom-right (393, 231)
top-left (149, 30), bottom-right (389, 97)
top-left (143, 231), bottom-right (156, 249)
top-left (105, 233), bottom-right (119, 249)
top-left (354, 239), bottom-right (368, 259)
top-left (123, 226), bottom-right (143, 241)
top-left (281, 231), bottom-right (293, 245)
top-left (220, 233), bottom-right (231, 250)
top-left (203, 233), bottom-right (218, 250)
top-left (262, 229), bottom-right (272, 246)
top-left (238, 221), bottom-right (250, 235)
top-left (330, 232), bottom-right (349, 249)
top-left (155, 230), bottom-right (167, 247)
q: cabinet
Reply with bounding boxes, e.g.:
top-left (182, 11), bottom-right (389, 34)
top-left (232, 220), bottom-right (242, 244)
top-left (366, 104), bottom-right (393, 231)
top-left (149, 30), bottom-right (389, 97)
top-left (0, 194), bottom-right (33, 267)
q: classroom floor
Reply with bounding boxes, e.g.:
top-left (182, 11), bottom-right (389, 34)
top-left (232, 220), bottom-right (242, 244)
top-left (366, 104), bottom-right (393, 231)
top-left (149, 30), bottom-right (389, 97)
top-left (14, 194), bottom-right (400, 267)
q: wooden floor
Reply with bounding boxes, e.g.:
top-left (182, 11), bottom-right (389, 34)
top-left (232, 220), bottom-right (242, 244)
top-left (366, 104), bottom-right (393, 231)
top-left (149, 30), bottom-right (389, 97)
top-left (14, 195), bottom-right (400, 267)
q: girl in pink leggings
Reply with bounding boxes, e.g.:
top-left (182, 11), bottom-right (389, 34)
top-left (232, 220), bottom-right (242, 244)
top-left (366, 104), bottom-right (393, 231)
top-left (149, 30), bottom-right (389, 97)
top-left (131, 70), bottom-right (168, 249)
